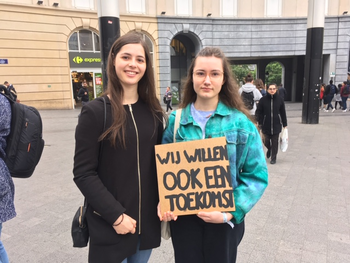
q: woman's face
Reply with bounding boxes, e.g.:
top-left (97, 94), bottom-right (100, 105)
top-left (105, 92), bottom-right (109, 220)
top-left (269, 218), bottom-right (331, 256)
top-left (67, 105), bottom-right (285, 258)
top-left (267, 84), bottom-right (277, 95)
top-left (114, 43), bottom-right (146, 90)
top-left (192, 56), bottom-right (224, 104)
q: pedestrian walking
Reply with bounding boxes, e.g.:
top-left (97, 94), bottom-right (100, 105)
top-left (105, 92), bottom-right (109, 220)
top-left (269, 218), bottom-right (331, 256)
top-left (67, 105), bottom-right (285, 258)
top-left (278, 83), bottom-right (287, 101)
top-left (239, 74), bottom-right (262, 117)
top-left (77, 80), bottom-right (90, 107)
top-left (0, 93), bottom-right (16, 263)
top-left (164, 86), bottom-right (173, 113)
top-left (324, 80), bottom-right (337, 112)
top-left (340, 81), bottom-right (350, 112)
top-left (254, 78), bottom-right (266, 96)
top-left (334, 84), bottom-right (343, 110)
top-left (319, 83), bottom-right (325, 110)
top-left (73, 32), bottom-right (164, 263)
top-left (159, 47), bottom-right (268, 263)
top-left (256, 83), bottom-right (288, 164)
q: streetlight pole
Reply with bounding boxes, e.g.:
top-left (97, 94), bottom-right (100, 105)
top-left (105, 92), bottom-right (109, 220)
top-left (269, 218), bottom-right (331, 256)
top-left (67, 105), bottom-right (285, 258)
top-left (302, 0), bottom-right (325, 124)
top-left (97, 0), bottom-right (120, 91)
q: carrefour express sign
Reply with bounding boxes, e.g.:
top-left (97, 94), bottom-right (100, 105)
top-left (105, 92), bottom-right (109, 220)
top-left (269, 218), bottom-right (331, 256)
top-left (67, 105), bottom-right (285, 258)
top-left (69, 52), bottom-right (101, 68)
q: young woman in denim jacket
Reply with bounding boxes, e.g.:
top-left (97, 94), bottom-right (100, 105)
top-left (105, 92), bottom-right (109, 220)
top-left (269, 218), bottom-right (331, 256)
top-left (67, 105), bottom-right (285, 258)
top-left (0, 94), bottom-right (16, 263)
top-left (159, 47), bottom-right (268, 263)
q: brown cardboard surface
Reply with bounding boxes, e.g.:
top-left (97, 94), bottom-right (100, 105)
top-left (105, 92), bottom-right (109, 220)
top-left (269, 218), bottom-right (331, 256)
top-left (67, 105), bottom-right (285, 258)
top-left (155, 137), bottom-right (235, 216)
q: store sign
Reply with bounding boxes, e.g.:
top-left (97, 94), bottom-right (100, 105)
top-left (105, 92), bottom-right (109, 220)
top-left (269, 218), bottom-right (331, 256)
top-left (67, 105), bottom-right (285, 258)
top-left (0, 59), bottom-right (8, 64)
top-left (69, 52), bottom-right (101, 68)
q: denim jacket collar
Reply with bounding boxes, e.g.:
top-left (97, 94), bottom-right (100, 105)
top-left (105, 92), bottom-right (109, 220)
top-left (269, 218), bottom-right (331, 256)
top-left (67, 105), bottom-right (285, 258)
top-left (181, 100), bottom-right (231, 125)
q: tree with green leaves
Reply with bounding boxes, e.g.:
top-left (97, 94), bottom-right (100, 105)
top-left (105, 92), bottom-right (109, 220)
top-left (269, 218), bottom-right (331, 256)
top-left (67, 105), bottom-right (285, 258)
top-left (266, 62), bottom-right (282, 86)
top-left (231, 65), bottom-right (256, 85)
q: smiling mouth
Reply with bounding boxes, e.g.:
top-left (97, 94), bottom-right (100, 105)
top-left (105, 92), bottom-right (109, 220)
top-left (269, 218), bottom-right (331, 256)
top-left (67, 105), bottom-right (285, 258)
top-left (125, 71), bottom-right (137, 75)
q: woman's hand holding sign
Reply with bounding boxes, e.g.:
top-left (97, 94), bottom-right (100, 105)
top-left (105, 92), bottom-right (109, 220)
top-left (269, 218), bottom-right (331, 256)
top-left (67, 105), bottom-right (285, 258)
top-left (197, 211), bottom-right (233, 224)
top-left (157, 203), bottom-right (178, 222)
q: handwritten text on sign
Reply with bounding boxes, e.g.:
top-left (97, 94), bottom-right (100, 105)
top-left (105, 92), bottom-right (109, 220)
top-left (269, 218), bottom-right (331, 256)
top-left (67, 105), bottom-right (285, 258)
top-left (155, 137), bottom-right (235, 216)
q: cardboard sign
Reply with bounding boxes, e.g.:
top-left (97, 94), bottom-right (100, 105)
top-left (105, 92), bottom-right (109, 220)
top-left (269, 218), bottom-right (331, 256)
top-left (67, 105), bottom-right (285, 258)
top-left (155, 137), bottom-right (235, 216)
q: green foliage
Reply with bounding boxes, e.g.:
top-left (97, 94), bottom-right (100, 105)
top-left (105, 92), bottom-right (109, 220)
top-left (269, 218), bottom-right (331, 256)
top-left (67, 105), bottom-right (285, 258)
top-left (266, 62), bottom-right (282, 86)
top-left (171, 87), bottom-right (180, 105)
top-left (231, 65), bottom-right (256, 84)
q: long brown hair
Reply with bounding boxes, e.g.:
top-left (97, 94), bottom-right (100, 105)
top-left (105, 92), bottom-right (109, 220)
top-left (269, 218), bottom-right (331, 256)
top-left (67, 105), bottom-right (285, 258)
top-left (101, 32), bottom-right (164, 147)
top-left (180, 47), bottom-right (252, 119)
top-left (254, 78), bottom-right (264, 91)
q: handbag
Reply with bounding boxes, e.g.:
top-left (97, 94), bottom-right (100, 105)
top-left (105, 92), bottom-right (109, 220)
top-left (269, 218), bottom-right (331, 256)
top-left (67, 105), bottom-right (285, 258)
top-left (161, 221), bottom-right (171, 240)
top-left (71, 97), bottom-right (107, 247)
top-left (160, 109), bottom-right (182, 240)
top-left (72, 200), bottom-right (89, 247)
top-left (280, 127), bottom-right (288, 152)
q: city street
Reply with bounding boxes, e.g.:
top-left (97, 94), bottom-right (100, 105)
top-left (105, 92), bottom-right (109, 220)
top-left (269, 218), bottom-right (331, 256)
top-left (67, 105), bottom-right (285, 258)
top-left (2, 102), bottom-right (350, 263)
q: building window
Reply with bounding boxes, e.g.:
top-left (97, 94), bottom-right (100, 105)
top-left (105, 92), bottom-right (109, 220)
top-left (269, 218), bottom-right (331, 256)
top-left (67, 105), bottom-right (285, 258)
top-left (72, 0), bottom-right (94, 9)
top-left (220, 0), bottom-right (237, 17)
top-left (126, 0), bottom-right (146, 14)
top-left (141, 33), bottom-right (154, 69)
top-left (175, 0), bottom-right (192, 16)
top-left (265, 0), bottom-right (281, 17)
top-left (69, 30), bottom-right (100, 52)
top-left (325, 0), bottom-right (328, 15)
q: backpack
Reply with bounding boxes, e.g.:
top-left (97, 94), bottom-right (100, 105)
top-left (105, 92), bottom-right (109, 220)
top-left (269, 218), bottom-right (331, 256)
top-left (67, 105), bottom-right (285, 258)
top-left (343, 84), bottom-right (350, 95)
top-left (330, 84), bottom-right (337, 95)
top-left (241, 91), bottom-right (255, 110)
top-left (0, 85), bottom-right (44, 178)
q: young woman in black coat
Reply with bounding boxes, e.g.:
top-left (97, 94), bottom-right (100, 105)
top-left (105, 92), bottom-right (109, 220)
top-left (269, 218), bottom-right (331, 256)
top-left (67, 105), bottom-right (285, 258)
top-left (73, 32), bottom-right (165, 263)
top-left (255, 83), bottom-right (287, 164)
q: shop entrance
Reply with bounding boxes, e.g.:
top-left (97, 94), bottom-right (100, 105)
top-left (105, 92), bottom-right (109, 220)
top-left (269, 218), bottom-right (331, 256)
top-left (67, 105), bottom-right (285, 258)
top-left (71, 71), bottom-right (103, 108)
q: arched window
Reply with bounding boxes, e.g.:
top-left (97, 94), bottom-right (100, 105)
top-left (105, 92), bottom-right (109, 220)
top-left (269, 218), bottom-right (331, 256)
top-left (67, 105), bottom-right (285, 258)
top-left (69, 30), bottom-right (100, 52)
top-left (141, 33), bottom-right (154, 68)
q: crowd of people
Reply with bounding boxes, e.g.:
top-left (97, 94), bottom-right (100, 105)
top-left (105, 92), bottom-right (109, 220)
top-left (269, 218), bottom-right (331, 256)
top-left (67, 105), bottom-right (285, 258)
top-left (320, 77), bottom-right (350, 112)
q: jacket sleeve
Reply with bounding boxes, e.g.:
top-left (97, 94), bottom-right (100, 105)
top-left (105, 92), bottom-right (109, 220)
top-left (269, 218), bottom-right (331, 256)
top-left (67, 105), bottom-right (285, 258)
top-left (230, 123), bottom-right (268, 224)
top-left (161, 111), bottom-right (176, 144)
top-left (280, 101), bottom-right (288, 127)
top-left (255, 100), bottom-right (263, 125)
top-left (77, 88), bottom-right (84, 97)
top-left (73, 101), bottom-right (125, 225)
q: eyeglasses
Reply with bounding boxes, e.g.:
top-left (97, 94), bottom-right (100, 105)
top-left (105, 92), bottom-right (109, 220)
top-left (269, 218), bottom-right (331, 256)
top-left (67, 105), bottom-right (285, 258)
top-left (193, 70), bottom-right (223, 80)
top-left (268, 88), bottom-right (276, 91)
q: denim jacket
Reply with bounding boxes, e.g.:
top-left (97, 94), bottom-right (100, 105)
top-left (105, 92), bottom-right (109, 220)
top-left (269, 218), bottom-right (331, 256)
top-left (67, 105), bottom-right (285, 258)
top-left (162, 101), bottom-right (268, 224)
top-left (0, 94), bottom-right (16, 223)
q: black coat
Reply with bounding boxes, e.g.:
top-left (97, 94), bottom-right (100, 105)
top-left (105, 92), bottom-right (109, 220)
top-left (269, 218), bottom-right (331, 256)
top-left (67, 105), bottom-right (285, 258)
top-left (255, 93), bottom-right (287, 135)
top-left (73, 96), bottom-right (163, 262)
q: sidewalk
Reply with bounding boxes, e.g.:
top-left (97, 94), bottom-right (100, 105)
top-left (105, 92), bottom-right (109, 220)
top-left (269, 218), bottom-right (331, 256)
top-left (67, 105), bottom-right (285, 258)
top-left (2, 103), bottom-right (350, 263)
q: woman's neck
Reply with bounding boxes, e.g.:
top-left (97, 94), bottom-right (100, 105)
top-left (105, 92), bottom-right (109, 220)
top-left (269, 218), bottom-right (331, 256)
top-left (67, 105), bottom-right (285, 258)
top-left (122, 86), bottom-right (139, 104)
top-left (193, 98), bottom-right (218, 111)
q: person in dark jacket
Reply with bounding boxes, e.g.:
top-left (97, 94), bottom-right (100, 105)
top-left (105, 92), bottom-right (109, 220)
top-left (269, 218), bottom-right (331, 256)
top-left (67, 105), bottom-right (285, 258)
top-left (77, 80), bottom-right (90, 106)
top-left (277, 83), bottom-right (287, 101)
top-left (324, 80), bottom-right (337, 112)
top-left (73, 32), bottom-right (165, 263)
top-left (0, 93), bottom-right (16, 263)
top-left (256, 83), bottom-right (288, 164)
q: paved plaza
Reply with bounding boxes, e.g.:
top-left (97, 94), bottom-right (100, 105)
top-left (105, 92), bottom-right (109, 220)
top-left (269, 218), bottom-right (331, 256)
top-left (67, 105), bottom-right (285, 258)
top-left (2, 102), bottom-right (350, 263)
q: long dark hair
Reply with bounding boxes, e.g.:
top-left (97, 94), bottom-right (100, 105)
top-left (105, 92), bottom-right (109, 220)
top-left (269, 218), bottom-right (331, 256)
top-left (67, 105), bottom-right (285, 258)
top-left (101, 32), bottom-right (164, 147)
top-left (180, 47), bottom-right (252, 119)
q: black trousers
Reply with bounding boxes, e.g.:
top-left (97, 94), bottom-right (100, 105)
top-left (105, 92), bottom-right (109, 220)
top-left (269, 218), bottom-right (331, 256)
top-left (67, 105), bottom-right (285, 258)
top-left (170, 215), bottom-right (245, 263)
top-left (263, 133), bottom-right (279, 161)
top-left (166, 100), bottom-right (172, 112)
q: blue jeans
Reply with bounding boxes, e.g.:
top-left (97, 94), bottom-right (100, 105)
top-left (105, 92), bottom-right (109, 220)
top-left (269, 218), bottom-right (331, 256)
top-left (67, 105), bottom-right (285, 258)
top-left (342, 96), bottom-right (348, 110)
top-left (0, 223), bottom-right (9, 263)
top-left (121, 238), bottom-right (152, 263)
